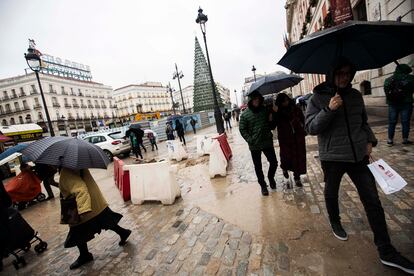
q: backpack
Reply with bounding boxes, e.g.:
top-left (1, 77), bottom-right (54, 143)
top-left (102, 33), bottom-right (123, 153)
top-left (386, 77), bottom-right (406, 103)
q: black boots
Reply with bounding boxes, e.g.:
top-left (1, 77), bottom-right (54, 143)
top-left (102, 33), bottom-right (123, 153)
top-left (70, 252), bottom-right (93, 270)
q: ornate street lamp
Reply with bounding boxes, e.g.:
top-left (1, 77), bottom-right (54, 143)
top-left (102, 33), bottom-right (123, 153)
top-left (172, 64), bottom-right (186, 114)
top-left (24, 40), bottom-right (55, 136)
top-left (252, 65), bottom-right (257, 82)
top-left (196, 7), bottom-right (225, 134)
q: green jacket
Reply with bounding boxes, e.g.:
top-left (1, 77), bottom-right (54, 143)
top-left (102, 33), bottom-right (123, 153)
top-left (239, 106), bottom-right (274, 151)
top-left (384, 64), bottom-right (414, 105)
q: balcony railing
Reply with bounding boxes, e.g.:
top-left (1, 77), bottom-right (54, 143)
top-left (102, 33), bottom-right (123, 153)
top-left (30, 90), bottom-right (38, 95)
top-left (62, 91), bottom-right (68, 95)
top-left (102, 105), bottom-right (107, 108)
top-left (49, 90), bottom-right (57, 94)
top-left (53, 103), bottom-right (61, 107)
top-left (64, 104), bottom-right (72, 108)
top-left (19, 93), bottom-right (26, 97)
top-left (2, 95), bottom-right (10, 100)
top-left (23, 106), bottom-right (30, 111)
top-left (10, 94), bottom-right (18, 99)
top-left (81, 104), bottom-right (87, 108)
top-left (5, 109), bottom-right (12, 114)
top-left (79, 93), bottom-right (83, 96)
top-left (95, 105), bottom-right (101, 108)
top-left (73, 104), bottom-right (80, 108)
top-left (14, 107), bottom-right (21, 112)
top-left (34, 104), bottom-right (42, 109)
top-left (88, 104), bottom-right (94, 108)
top-left (68, 116), bottom-right (75, 120)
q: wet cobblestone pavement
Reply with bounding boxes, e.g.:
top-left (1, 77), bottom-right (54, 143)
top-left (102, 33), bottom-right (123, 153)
top-left (1, 123), bottom-right (413, 275)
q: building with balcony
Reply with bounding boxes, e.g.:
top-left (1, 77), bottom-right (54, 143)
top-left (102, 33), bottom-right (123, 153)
top-left (0, 72), bottom-right (116, 136)
top-left (113, 82), bottom-right (173, 119)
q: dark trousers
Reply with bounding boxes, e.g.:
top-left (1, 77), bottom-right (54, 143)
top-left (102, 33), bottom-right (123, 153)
top-left (388, 103), bottom-right (413, 140)
top-left (321, 159), bottom-right (393, 255)
top-left (178, 134), bottom-right (186, 145)
top-left (43, 176), bottom-right (58, 198)
top-left (192, 126), bottom-right (196, 134)
top-left (133, 146), bottom-right (143, 159)
top-left (225, 120), bottom-right (232, 130)
top-left (250, 147), bottom-right (278, 187)
top-left (138, 141), bottom-right (147, 152)
top-left (150, 139), bottom-right (158, 151)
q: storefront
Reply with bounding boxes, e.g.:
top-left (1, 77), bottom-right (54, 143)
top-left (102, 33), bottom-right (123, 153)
top-left (0, 123), bottom-right (43, 145)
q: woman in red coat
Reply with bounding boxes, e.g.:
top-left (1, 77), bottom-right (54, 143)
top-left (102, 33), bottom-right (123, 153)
top-left (274, 93), bottom-right (307, 187)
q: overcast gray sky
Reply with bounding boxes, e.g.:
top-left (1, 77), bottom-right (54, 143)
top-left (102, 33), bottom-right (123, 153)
top-left (0, 0), bottom-right (288, 104)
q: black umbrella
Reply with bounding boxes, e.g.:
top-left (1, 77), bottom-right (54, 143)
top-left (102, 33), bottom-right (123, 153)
top-left (129, 123), bottom-right (142, 129)
top-left (248, 72), bottom-right (303, 96)
top-left (278, 20), bottom-right (414, 74)
top-left (21, 137), bottom-right (110, 170)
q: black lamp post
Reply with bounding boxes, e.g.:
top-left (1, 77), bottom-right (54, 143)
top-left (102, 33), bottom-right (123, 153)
top-left (167, 82), bottom-right (177, 115)
top-left (24, 42), bottom-right (55, 136)
top-left (173, 64), bottom-right (186, 114)
top-left (252, 65), bottom-right (257, 82)
top-left (196, 7), bottom-right (225, 134)
top-left (234, 89), bottom-right (239, 106)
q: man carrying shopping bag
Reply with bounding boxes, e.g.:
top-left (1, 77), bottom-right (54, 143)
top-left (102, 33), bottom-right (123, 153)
top-left (306, 57), bottom-right (414, 274)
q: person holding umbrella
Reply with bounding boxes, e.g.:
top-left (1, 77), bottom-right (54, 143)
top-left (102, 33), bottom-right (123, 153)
top-left (305, 57), bottom-right (414, 274)
top-left (126, 128), bottom-right (143, 159)
top-left (239, 90), bottom-right (278, 196)
top-left (21, 137), bottom-right (132, 270)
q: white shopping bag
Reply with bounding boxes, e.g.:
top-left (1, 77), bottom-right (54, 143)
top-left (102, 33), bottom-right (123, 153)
top-left (367, 159), bottom-right (407, 195)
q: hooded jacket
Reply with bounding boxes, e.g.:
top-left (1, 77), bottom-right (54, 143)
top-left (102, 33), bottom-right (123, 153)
top-left (239, 92), bottom-right (276, 151)
top-left (305, 58), bottom-right (377, 163)
top-left (384, 64), bottom-right (414, 105)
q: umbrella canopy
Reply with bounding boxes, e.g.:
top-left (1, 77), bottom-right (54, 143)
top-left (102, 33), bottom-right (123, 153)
top-left (278, 20), bottom-right (414, 74)
top-left (0, 143), bottom-right (28, 162)
top-left (129, 123), bottom-right (142, 129)
top-left (248, 72), bottom-right (303, 96)
top-left (0, 134), bottom-right (12, 143)
top-left (21, 137), bottom-right (110, 170)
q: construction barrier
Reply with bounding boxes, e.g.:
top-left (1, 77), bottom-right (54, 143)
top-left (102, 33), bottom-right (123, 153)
top-left (115, 159), bottom-right (131, 201)
top-left (213, 133), bottom-right (232, 161)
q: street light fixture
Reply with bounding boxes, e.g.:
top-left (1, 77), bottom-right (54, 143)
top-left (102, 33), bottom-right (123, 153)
top-left (24, 40), bottom-right (55, 136)
top-left (172, 63), bottom-right (186, 114)
top-left (252, 65), bottom-right (257, 82)
top-left (196, 7), bottom-right (225, 134)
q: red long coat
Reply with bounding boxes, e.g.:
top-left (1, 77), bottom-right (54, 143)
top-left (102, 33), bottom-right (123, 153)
top-left (275, 105), bottom-right (307, 175)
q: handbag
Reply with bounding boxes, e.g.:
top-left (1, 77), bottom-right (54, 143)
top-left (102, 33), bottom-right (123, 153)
top-left (367, 156), bottom-right (407, 195)
top-left (60, 194), bottom-right (80, 225)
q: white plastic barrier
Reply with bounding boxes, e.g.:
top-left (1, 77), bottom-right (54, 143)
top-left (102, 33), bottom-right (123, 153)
top-left (196, 134), bottom-right (214, 156)
top-left (166, 140), bottom-right (188, 161)
top-left (126, 161), bottom-right (181, 205)
top-left (209, 140), bottom-right (228, 178)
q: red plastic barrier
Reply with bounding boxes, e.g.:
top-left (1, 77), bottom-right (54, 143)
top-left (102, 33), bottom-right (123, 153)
top-left (118, 160), bottom-right (131, 201)
top-left (113, 157), bottom-right (120, 186)
top-left (213, 133), bottom-right (232, 161)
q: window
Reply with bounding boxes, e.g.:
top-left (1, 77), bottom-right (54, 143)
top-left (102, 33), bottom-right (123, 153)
top-left (64, 98), bottom-right (68, 104)
top-left (3, 91), bottom-right (7, 98)
top-left (10, 118), bottom-right (15, 125)
top-left (2, 119), bottom-right (7, 126)
top-left (34, 98), bottom-right (39, 105)
top-left (26, 114), bottom-right (32, 123)
top-left (19, 116), bottom-right (24, 124)
top-left (354, 0), bottom-right (367, 21)
top-left (108, 131), bottom-right (124, 139)
top-left (50, 84), bottom-right (54, 91)
top-left (360, 80), bottom-right (372, 95)
top-left (86, 136), bottom-right (106, 144)
top-left (38, 112), bottom-right (43, 120)
top-left (23, 100), bottom-right (29, 109)
top-left (31, 85), bottom-right (36, 92)
top-left (0, 106), bottom-right (3, 113)
top-left (81, 99), bottom-right (84, 104)
top-left (5, 104), bottom-right (11, 112)
top-left (14, 102), bottom-right (19, 110)
top-left (52, 97), bottom-right (58, 104)
top-left (20, 87), bottom-right (25, 96)
top-left (11, 89), bottom-right (17, 98)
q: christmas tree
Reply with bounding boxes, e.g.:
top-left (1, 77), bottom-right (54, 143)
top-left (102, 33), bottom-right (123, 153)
top-left (193, 36), bottom-right (223, 112)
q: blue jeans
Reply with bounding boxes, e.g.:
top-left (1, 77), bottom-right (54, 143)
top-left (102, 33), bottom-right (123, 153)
top-left (388, 103), bottom-right (413, 140)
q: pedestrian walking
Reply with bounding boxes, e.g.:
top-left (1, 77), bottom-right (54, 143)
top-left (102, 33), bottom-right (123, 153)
top-left (223, 109), bottom-right (232, 130)
top-left (166, 122), bottom-right (175, 140)
top-left (384, 63), bottom-right (414, 146)
top-left (190, 117), bottom-right (197, 134)
top-left (59, 168), bottom-right (131, 270)
top-left (175, 119), bottom-right (186, 146)
top-left (126, 129), bottom-right (143, 159)
top-left (274, 93), bottom-right (306, 187)
top-left (135, 127), bottom-right (147, 153)
top-left (305, 57), bottom-right (414, 274)
top-left (33, 163), bottom-right (58, 200)
top-left (239, 91), bottom-right (278, 196)
top-left (0, 179), bottom-right (12, 272)
top-left (147, 131), bottom-right (158, 151)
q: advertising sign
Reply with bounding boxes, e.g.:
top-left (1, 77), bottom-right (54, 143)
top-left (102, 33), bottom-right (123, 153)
top-left (40, 53), bottom-right (92, 81)
top-left (330, 0), bottom-right (353, 25)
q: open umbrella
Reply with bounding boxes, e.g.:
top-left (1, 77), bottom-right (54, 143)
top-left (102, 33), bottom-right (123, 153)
top-left (21, 137), bottom-right (110, 170)
top-left (248, 72), bottom-right (303, 96)
top-left (0, 143), bottom-right (29, 163)
top-left (129, 123), bottom-right (142, 129)
top-left (278, 20), bottom-right (414, 74)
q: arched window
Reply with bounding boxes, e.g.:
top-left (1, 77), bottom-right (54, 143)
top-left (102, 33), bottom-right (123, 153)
top-left (2, 119), bottom-right (7, 126)
top-left (26, 114), bottom-right (32, 123)
top-left (19, 116), bottom-right (24, 124)
top-left (10, 118), bottom-right (15, 125)
top-left (360, 80), bottom-right (372, 95)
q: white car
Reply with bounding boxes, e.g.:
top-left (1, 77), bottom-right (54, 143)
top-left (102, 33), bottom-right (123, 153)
top-left (82, 131), bottom-right (131, 160)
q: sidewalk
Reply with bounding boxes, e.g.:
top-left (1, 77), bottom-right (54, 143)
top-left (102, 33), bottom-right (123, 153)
top-left (1, 121), bottom-right (413, 275)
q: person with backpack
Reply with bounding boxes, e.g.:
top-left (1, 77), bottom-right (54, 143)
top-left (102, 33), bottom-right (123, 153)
top-left (223, 109), bottom-right (232, 130)
top-left (146, 130), bottom-right (158, 151)
top-left (384, 64), bottom-right (414, 146)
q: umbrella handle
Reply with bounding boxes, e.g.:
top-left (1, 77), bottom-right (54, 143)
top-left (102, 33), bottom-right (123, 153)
top-left (394, 60), bottom-right (400, 66)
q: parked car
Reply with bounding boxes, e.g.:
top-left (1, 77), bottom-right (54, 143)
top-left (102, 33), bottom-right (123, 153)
top-left (82, 131), bottom-right (131, 160)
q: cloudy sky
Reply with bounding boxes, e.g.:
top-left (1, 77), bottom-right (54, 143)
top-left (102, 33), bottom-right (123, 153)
top-left (0, 0), bottom-right (288, 104)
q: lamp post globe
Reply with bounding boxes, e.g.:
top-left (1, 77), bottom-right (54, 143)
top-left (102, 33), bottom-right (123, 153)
top-left (24, 42), bottom-right (55, 136)
top-left (196, 7), bottom-right (225, 134)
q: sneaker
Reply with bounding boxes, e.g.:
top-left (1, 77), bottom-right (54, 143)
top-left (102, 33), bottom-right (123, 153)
top-left (261, 186), bottom-right (269, 196)
top-left (380, 251), bottom-right (414, 274)
top-left (402, 140), bottom-right (413, 145)
top-left (269, 179), bottom-right (277, 190)
top-left (387, 140), bottom-right (394, 147)
top-left (331, 222), bottom-right (348, 241)
top-left (70, 253), bottom-right (93, 270)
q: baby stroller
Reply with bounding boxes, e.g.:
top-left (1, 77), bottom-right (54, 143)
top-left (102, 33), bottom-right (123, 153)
top-left (5, 168), bottom-right (46, 210)
top-left (2, 208), bottom-right (48, 270)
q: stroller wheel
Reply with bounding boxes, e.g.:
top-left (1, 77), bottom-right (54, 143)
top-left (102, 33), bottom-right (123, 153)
top-left (23, 243), bottom-right (31, 252)
top-left (35, 242), bottom-right (47, 253)
top-left (36, 193), bottom-right (46, 202)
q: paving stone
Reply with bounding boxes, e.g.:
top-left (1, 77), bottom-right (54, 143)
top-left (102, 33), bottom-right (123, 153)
top-left (192, 266), bottom-right (205, 276)
top-left (173, 220), bottom-right (183, 228)
top-left (145, 249), bottom-right (158, 261)
top-left (310, 205), bottom-right (320, 214)
top-left (395, 214), bottom-right (412, 224)
top-left (206, 238), bottom-right (219, 249)
top-left (238, 242), bottom-right (251, 259)
top-left (186, 236), bottom-right (197, 247)
top-left (218, 267), bottom-right (233, 276)
top-left (251, 243), bottom-right (263, 255)
top-left (222, 246), bottom-right (237, 266)
top-left (248, 257), bottom-right (261, 271)
top-left (178, 247), bottom-right (192, 261)
top-left (164, 250), bottom-right (178, 264)
top-left (263, 264), bottom-right (275, 276)
top-left (167, 233), bottom-right (181, 245)
top-left (241, 233), bottom-right (253, 245)
top-left (277, 255), bottom-right (290, 271)
top-left (277, 242), bottom-right (289, 254)
top-left (229, 239), bottom-right (240, 250)
top-left (236, 260), bottom-right (249, 276)
top-left (230, 228), bottom-right (243, 239)
top-left (198, 253), bottom-right (212, 266)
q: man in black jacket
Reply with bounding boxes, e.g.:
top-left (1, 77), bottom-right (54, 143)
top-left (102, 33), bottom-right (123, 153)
top-left (0, 182), bottom-right (12, 271)
top-left (306, 57), bottom-right (413, 274)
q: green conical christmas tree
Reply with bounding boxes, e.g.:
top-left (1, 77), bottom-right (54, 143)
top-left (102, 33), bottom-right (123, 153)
top-left (193, 36), bottom-right (223, 112)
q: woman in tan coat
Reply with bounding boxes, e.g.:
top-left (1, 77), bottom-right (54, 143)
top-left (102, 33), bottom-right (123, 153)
top-left (59, 168), bottom-right (131, 270)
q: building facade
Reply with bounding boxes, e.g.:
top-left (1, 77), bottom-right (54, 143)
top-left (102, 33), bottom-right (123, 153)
top-left (113, 82), bottom-right (172, 119)
top-left (285, 0), bottom-right (414, 106)
top-left (173, 85), bottom-right (194, 114)
top-left (0, 72), bottom-right (115, 136)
